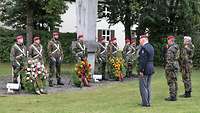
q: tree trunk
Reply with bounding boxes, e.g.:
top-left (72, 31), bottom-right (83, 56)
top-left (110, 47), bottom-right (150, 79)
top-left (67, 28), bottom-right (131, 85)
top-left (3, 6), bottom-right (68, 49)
top-left (26, 6), bottom-right (33, 46)
top-left (124, 23), bottom-right (131, 39)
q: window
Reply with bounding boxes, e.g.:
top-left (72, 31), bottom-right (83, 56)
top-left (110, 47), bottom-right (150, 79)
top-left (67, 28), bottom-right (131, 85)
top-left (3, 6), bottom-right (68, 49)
top-left (98, 29), bottom-right (115, 42)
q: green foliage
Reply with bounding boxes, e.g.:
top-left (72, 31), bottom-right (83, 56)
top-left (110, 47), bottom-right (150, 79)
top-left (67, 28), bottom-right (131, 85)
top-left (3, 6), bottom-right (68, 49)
top-left (98, 0), bottom-right (140, 38)
top-left (0, 27), bottom-right (76, 63)
top-left (0, 0), bottom-right (72, 30)
top-left (71, 71), bottom-right (81, 87)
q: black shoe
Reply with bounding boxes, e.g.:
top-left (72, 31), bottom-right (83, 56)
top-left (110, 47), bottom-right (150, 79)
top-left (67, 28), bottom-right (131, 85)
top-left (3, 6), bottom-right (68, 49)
top-left (57, 80), bottom-right (64, 85)
top-left (49, 80), bottom-right (53, 87)
top-left (180, 92), bottom-right (191, 98)
top-left (142, 104), bottom-right (151, 107)
top-left (165, 96), bottom-right (177, 101)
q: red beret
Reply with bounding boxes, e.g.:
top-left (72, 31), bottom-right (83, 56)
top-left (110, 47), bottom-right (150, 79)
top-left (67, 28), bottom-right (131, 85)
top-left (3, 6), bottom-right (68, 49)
top-left (167, 36), bottom-right (175, 40)
top-left (16, 35), bottom-right (23, 40)
top-left (53, 32), bottom-right (59, 35)
top-left (125, 37), bottom-right (130, 42)
top-left (33, 36), bottom-right (40, 41)
top-left (98, 37), bottom-right (105, 41)
top-left (78, 34), bottom-right (84, 39)
top-left (111, 37), bottom-right (116, 41)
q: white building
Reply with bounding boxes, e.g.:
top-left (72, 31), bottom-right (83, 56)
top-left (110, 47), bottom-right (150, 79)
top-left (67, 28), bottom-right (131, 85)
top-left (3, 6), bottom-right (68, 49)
top-left (60, 2), bottom-right (137, 50)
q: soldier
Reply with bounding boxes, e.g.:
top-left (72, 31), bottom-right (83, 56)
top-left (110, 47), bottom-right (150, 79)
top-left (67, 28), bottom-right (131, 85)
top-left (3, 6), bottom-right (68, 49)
top-left (72, 34), bottom-right (87, 62)
top-left (122, 38), bottom-right (130, 61)
top-left (48, 31), bottom-right (64, 87)
top-left (165, 36), bottom-right (180, 101)
top-left (128, 39), bottom-right (137, 77)
top-left (179, 36), bottom-right (195, 98)
top-left (29, 35), bottom-right (44, 64)
top-left (29, 35), bottom-right (47, 94)
top-left (96, 37), bottom-right (107, 79)
top-left (122, 38), bottom-right (130, 77)
top-left (107, 37), bottom-right (118, 79)
top-left (10, 34), bottom-right (27, 83)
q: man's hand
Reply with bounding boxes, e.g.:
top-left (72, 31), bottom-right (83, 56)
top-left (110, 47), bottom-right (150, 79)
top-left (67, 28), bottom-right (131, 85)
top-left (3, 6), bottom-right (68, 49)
top-left (139, 72), bottom-right (144, 78)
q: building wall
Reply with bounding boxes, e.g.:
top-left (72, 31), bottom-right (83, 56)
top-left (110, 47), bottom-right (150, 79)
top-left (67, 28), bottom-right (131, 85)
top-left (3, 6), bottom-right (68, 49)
top-left (59, 3), bottom-right (138, 50)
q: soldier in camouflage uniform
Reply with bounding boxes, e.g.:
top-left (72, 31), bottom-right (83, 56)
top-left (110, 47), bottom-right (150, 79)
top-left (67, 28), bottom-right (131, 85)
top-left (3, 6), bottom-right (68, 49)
top-left (10, 35), bottom-right (27, 83)
top-left (96, 37), bottom-right (107, 80)
top-left (165, 36), bottom-right (180, 101)
top-left (179, 36), bottom-right (195, 98)
top-left (48, 31), bottom-right (64, 87)
top-left (122, 38), bottom-right (130, 61)
top-left (107, 37), bottom-right (118, 79)
top-left (29, 35), bottom-right (44, 64)
top-left (72, 34), bottom-right (87, 62)
top-left (129, 39), bottom-right (137, 76)
top-left (29, 35), bottom-right (47, 94)
top-left (122, 38), bottom-right (130, 77)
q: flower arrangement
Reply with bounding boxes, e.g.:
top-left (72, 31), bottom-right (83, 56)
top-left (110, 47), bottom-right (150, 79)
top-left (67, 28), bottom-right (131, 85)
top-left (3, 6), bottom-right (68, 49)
top-left (109, 57), bottom-right (125, 81)
top-left (21, 59), bottom-right (48, 93)
top-left (74, 59), bottom-right (92, 87)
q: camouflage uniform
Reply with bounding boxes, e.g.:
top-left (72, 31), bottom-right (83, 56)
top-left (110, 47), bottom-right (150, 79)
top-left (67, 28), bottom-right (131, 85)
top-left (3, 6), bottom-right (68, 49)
top-left (107, 43), bottom-right (118, 58)
top-left (10, 43), bottom-right (27, 83)
top-left (123, 43), bottom-right (136, 77)
top-left (48, 38), bottom-right (64, 86)
top-left (29, 43), bottom-right (44, 64)
top-left (72, 40), bottom-right (87, 62)
top-left (96, 42), bottom-right (107, 79)
top-left (179, 43), bottom-right (195, 97)
top-left (165, 43), bottom-right (180, 100)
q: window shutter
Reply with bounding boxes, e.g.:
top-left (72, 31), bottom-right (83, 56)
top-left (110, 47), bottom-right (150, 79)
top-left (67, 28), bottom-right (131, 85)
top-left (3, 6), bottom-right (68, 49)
top-left (98, 29), bottom-right (102, 41)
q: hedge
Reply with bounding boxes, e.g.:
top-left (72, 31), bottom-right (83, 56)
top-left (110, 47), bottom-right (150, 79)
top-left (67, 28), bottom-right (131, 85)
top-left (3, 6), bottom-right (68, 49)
top-left (0, 27), bottom-right (76, 63)
top-left (0, 27), bottom-right (200, 69)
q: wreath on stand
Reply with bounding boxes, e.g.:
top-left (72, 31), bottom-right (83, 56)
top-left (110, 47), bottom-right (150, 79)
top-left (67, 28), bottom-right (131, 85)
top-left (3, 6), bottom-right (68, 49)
top-left (21, 59), bottom-right (48, 93)
top-left (109, 57), bottom-right (125, 81)
top-left (73, 59), bottom-right (92, 87)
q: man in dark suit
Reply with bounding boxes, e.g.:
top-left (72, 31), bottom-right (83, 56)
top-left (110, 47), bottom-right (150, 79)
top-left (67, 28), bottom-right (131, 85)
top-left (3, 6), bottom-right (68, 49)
top-left (138, 35), bottom-right (154, 107)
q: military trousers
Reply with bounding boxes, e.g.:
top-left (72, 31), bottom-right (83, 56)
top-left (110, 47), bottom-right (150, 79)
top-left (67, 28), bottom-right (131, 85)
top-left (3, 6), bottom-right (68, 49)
top-left (181, 64), bottom-right (192, 92)
top-left (49, 57), bottom-right (62, 81)
top-left (165, 70), bottom-right (178, 97)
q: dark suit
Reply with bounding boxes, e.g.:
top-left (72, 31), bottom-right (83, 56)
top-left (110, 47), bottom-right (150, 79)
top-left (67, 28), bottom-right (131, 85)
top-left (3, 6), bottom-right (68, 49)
top-left (139, 42), bottom-right (154, 106)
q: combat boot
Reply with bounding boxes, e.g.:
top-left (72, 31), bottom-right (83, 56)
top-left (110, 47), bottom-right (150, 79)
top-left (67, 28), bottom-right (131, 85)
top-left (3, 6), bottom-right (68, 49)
top-left (57, 78), bottom-right (64, 85)
top-left (180, 91), bottom-right (191, 98)
top-left (49, 80), bottom-right (53, 87)
top-left (165, 96), bottom-right (177, 101)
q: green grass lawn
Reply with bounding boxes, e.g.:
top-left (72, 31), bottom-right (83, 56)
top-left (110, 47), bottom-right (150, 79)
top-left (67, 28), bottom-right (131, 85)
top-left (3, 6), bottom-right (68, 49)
top-left (0, 64), bottom-right (200, 113)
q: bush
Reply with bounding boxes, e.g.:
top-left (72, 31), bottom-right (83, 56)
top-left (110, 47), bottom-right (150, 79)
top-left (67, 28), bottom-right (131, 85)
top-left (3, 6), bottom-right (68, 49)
top-left (0, 27), bottom-right (76, 63)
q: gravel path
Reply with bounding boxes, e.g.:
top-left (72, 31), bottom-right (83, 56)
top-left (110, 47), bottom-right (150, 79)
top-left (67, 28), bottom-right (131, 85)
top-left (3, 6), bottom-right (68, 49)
top-left (0, 75), bottom-right (136, 96)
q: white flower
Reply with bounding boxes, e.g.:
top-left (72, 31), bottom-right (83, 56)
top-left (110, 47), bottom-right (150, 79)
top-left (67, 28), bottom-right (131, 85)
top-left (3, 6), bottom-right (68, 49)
top-left (28, 60), bottom-right (32, 64)
top-left (32, 72), bottom-right (35, 75)
top-left (27, 68), bottom-right (31, 71)
top-left (31, 64), bottom-right (35, 68)
top-left (32, 68), bottom-right (35, 71)
top-left (38, 71), bottom-right (42, 74)
top-left (30, 80), bottom-right (33, 83)
top-left (26, 72), bottom-right (31, 75)
top-left (26, 77), bottom-right (30, 80)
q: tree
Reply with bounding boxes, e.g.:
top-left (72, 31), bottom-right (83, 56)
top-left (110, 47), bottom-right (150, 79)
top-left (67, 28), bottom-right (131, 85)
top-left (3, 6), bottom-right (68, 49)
top-left (98, 0), bottom-right (140, 39)
top-left (0, 0), bottom-right (74, 46)
top-left (137, 0), bottom-right (200, 38)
